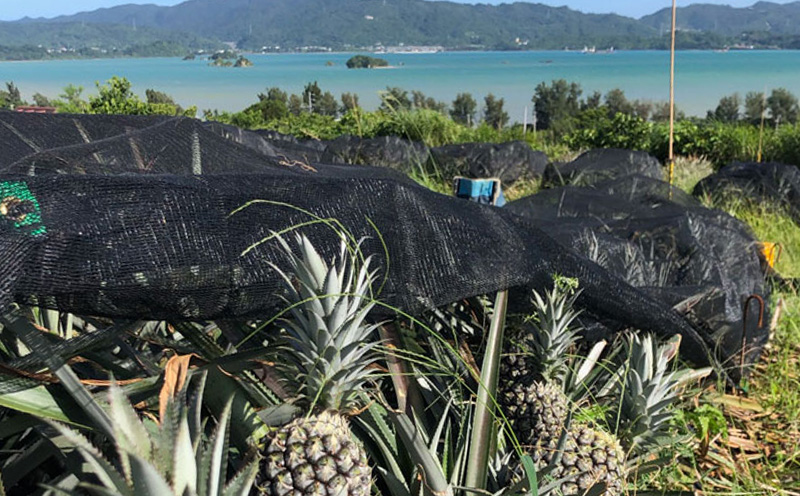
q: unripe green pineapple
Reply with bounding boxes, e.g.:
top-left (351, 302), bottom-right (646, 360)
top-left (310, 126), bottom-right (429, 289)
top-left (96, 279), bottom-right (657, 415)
top-left (257, 235), bottom-right (379, 496)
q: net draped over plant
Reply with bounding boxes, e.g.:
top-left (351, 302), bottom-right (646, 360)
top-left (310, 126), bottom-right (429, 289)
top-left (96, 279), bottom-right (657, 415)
top-left (507, 168), bottom-right (770, 370)
top-left (694, 161), bottom-right (800, 226)
top-left (0, 112), bottom-right (765, 369)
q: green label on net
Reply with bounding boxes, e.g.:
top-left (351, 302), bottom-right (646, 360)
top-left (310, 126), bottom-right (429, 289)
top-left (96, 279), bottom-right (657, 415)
top-left (0, 181), bottom-right (46, 236)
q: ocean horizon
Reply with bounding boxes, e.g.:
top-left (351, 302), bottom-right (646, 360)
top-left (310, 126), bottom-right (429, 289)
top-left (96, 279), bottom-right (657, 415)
top-left (3, 50), bottom-right (800, 119)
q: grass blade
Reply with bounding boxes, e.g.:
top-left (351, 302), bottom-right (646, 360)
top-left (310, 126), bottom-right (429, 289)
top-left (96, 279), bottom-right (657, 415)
top-left (464, 290), bottom-right (508, 490)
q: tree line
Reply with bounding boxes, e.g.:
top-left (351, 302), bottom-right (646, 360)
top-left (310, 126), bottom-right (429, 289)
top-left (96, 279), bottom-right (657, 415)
top-left (5, 77), bottom-right (798, 134)
top-left (0, 77), bottom-right (195, 117)
top-left (204, 82), bottom-right (512, 131)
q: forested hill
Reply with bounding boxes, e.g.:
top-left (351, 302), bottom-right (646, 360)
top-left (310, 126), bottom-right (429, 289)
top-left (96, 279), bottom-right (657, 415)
top-left (0, 21), bottom-right (220, 60)
top-left (39, 0), bottom-right (654, 50)
top-left (8, 0), bottom-right (800, 53)
top-left (640, 1), bottom-right (800, 36)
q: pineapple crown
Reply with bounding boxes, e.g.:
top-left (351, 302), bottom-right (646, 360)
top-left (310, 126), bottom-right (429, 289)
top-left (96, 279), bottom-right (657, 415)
top-left (271, 233), bottom-right (382, 414)
top-left (525, 284), bottom-right (583, 384)
top-left (609, 333), bottom-right (712, 452)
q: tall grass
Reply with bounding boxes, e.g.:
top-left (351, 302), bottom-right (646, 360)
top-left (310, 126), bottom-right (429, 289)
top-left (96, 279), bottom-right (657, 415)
top-left (670, 155), bottom-right (715, 193)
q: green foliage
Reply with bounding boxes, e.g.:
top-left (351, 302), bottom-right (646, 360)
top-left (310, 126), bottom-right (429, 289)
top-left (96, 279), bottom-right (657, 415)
top-left (146, 88), bottom-right (181, 109)
top-left (604, 88), bottom-right (634, 118)
top-left (380, 87), bottom-right (412, 112)
top-left (450, 92), bottom-right (477, 126)
top-left (0, 82), bottom-right (24, 110)
top-left (47, 381), bottom-right (258, 496)
top-left (767, 87), bottom-right (799, 127)
top-left (54, 84), bottom-right (90, 113)
top-left (372, 108), bottom-right (465, 147)
top-left (533, 79), bottom-right (582, 134)
top-left (263, 111), bottom-right (345, 140)
top-left (298, 81), bottom-right (338, 117)
top-left (565, 110), bottom-right (652, 151)
top-left (412, 90), bottom-right (447, 113)
top-left (89, 76), bottom-right (145, 114)
top-left (677, 404), bottom-right (728, 444)
top-left (346, 54), bottom-right (389, 69)
top-left (88, 77), bottom-right (195, 116)
top-left (34, 0), bottom-right (800, 52)
top-left (744, 91), bottom-right (767, 125)
top-left (32, 92), bottom-right (53, 107)
top-left (341, 92), bottom-right (360, 113)
top-left (247, 87), bottom-right (290, 122)
top-left (707, 93), bottom-right (741, 122)
top-left (641, 1), bottom-right (800, 37)
top-left (483, 93), bottom-right (509, 130)
top-left (288, 94), bottom-right (304, 115)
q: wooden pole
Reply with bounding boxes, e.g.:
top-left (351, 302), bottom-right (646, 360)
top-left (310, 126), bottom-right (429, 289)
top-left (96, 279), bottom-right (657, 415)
top-left (668, 0), bottom-right (677, 198)
top-left (757, 89), bottom-right (767, 162)
top-left (523, 106), bottom-right (528, 136)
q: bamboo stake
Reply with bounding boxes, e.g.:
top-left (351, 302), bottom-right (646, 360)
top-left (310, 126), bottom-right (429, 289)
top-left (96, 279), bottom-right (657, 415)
top-left (668, 0), bottom-right (677, 199)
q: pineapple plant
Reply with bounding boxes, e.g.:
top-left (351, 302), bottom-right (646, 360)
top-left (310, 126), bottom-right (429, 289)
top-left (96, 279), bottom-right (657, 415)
top-left (498, 281), bottom-right (627, 495)
top-left (45, 377), bottom-right (258, 496)
top-left (499, 283), bottom-right (582, 450)
top-left (603, 333), bottom-right (712, 459)
top-left (257, 234), bottom-right (379, 496)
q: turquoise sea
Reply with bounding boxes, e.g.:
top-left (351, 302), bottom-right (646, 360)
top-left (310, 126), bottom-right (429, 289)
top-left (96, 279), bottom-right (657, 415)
top-left (2, 50), bottom-right (800, 118)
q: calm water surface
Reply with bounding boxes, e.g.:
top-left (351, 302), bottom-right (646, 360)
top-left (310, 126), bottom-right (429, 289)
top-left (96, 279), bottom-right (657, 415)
top-left (2, 50), bottom-right (799, 118)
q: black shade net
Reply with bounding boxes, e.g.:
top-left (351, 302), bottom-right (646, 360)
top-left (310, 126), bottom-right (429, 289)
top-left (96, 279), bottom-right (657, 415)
top-left (541, 148), bottom-right (663, 188)
top-left (507, 171), bottom-right (770, 370)
top-left (0, 113), bottom-right (771, 373)
top-left (694, 161), bottom-right (800, 226)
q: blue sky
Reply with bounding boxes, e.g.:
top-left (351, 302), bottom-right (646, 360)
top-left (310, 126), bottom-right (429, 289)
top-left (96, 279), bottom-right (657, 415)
top-left (1, 0), bottom-right (794, 21)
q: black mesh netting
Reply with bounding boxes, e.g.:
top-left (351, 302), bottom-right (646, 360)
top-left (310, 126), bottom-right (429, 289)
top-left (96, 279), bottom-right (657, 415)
top-left (694, 161), bottom-right (800, 225)
top-left (506, 174), bottom-right (770, 369)
top-left (0, 112), bottom-right (770, 373)
top-left (542, 148), bottom-right (662, 188)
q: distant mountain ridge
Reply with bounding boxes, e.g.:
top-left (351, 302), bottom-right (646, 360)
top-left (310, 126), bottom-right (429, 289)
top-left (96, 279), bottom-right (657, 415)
top-left (640, 1), bottom-right (800, 35)
top-left (6, 0), bottom-right (800, 53)
top-left (39, 0), bottom-right (655, 50)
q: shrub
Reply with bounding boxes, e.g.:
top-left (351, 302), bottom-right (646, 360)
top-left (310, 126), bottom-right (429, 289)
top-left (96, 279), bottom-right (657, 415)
top-left (372, 108), bottom-right (464, 147)
top-left (565, 110), bottom-right (652, 151)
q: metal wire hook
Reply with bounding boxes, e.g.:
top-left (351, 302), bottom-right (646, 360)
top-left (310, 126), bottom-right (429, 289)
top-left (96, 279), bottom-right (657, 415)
top-left (740, 294), bottom-right (765, 378)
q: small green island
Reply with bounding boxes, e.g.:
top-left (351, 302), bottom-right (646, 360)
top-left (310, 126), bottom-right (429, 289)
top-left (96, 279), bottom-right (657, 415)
top-left (345, 54), bottom-right (389, 69)
top-left (208, 50), bottom-right (253, 67)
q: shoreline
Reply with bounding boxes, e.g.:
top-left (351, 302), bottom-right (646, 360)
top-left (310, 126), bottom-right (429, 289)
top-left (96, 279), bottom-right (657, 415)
top-left (1, 47), bottom-right (797, 63)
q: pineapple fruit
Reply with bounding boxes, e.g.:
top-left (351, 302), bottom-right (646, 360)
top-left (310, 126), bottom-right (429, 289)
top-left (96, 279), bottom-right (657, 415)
top-left (257, 234), bottom-right (378, 496)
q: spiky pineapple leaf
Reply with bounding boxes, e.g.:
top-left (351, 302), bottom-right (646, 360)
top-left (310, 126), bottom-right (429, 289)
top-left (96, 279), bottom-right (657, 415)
top-left (198, 395), bottom-right (233, 496)
top-left (46, 421), bottom-right (131, 495)
top-left (374, 467), bottom-right (411, 496)
top-left (107, 383), bottom-right (152, 483)
top-left (129, 454), bottom-right (173, 496)
top-left (389, 412), bottom-right (453, 496)
top-left (172, 413), bottom-right (197, 495)
top-left (0, 383), bottom-right (83, 425)
top-left (221, 457), bottom-right (259, 496)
